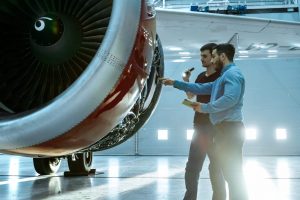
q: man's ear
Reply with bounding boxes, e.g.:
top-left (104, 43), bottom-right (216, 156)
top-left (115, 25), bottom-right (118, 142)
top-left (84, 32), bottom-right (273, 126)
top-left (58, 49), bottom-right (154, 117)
top-left (220, 53), bottom-right (226, 60)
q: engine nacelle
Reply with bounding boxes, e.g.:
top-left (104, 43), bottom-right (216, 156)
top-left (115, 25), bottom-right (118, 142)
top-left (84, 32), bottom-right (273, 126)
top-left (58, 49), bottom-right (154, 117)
top-left (0, 0), bottom-right (164, 157)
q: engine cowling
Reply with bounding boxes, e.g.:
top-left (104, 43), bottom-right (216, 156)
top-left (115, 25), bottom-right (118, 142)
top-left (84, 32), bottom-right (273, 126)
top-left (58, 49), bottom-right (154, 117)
top-left (0, 0), bottom-right (163, 157)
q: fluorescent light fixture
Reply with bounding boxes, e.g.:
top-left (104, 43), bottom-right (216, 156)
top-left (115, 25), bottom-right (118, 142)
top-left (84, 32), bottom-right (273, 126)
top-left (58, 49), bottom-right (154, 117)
top-left (276, 128), bottom-right (287, 140)
top-left (172, 59), bottom-right (186, 63)
top-left (168, 47), bottom-right (183, 51)
top-left (181, 56), bottom-right (192, 59)
top-left (239, 50), bottom-right (249, 54)
top-left (186, 129), bottom-right (194, 140)
top-left (267, 50), bottom-right (278, 53)
top-left (179, 52), bottom-right (191, 55)
top-left (246, 128), bottom-right (257, 140)
top-left (253, 44), bottom-right (266, 48)
top-left (239, 55), bottom-right (249, 58)
top-left (158, 129), bottom-right (168, 140)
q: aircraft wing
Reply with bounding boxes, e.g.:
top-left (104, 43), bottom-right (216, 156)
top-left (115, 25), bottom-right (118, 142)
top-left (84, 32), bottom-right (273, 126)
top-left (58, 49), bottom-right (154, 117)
top-left (156, 8), bottom-right (300, 60)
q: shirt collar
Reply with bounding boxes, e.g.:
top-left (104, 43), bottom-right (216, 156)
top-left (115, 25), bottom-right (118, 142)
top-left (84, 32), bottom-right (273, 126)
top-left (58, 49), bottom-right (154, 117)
top-left (221, 63), bottom-right (235, 75)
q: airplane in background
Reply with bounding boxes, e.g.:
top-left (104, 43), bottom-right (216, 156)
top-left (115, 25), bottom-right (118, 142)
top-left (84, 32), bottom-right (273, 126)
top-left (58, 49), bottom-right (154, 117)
top-left (0, 0), bottom-right (300, 176)
top-left (155, 8), bottom-right (300, 60)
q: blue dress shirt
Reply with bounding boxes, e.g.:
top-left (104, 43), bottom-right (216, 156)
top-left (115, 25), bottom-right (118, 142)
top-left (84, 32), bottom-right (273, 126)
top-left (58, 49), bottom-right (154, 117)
top-left (174, 63), bottom-right (245, 125)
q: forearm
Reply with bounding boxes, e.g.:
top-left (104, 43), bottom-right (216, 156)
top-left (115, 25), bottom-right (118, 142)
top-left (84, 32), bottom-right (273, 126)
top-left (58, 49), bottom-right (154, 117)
top-left (173, 80), bottom-right (212, 95)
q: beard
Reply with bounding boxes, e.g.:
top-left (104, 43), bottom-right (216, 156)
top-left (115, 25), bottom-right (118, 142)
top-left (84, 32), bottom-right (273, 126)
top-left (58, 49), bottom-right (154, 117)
top-left (214, 60), bottom-right (223, 72)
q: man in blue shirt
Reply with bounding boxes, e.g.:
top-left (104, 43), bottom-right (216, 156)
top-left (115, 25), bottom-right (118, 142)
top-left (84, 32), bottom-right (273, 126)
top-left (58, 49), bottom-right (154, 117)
top-left (162, 43), bottom-right (248, 200)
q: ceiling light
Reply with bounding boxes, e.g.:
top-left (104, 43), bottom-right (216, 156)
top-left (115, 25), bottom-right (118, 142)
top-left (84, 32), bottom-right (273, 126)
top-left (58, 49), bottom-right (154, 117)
top-left (267, 50), bottom-right (278, 53)
top-left (239, 50), bottom-right (249, 54)
top-left (172, 59), bottom-right (186, 63)
top-left (167, 46), bottom-right (183, 51)
top-left (179, 52), bottom-right (190, 55)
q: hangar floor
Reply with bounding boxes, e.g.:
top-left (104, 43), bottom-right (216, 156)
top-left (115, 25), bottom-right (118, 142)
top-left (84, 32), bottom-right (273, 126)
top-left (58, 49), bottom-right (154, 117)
top-left (0, 154), bottom-right (299, 200)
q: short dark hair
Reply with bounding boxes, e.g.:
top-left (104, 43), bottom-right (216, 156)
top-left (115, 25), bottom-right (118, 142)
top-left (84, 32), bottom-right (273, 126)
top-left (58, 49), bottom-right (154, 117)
top-left (200, 43), bottom-right (217, 54)
top-left (213, 43), bottom-right (235, 61)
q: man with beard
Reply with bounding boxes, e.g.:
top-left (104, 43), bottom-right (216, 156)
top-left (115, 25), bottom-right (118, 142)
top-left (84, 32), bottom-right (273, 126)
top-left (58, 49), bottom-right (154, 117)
top-left (182, 43), bottom-right (226, 200)
top-left (161, 43), bottom-right (248, 200)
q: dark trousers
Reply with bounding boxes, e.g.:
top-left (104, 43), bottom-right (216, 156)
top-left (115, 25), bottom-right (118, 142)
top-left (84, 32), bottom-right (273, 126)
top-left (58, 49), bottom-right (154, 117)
top-left (183, 124), bottom-right (226, 200)
top-left (214, 121), bottom-right (248, 200)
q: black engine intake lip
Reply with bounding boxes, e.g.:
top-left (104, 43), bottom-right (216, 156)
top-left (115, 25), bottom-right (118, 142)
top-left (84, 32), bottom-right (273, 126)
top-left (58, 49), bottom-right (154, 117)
top-left (0, 0), bottom-right (142, 150)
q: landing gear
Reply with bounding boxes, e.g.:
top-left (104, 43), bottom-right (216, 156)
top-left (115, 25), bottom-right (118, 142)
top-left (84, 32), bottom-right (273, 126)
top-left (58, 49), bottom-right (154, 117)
top-left (33, 157), bottom-right (61, 175)
top-left (64, 151), bottom-right (96, 176)
top-left (32, 151), bottom-right (96, 176)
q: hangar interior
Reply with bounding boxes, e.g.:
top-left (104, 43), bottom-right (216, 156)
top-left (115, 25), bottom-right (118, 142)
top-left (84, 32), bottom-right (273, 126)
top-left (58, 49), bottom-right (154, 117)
top-left (1, 1), bottom-right (300, 200)
top-left (101, 2), bottom-right (300, 156)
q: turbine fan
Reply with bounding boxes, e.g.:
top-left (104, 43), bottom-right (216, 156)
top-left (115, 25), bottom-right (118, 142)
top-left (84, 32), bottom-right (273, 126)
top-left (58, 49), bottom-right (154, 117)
top-left (0, 0), bottom-right (113, 113)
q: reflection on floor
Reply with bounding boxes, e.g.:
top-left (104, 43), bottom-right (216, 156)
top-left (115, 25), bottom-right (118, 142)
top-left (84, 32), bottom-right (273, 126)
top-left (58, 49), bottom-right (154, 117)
top-left (0, 155), bottom-right (299, 200)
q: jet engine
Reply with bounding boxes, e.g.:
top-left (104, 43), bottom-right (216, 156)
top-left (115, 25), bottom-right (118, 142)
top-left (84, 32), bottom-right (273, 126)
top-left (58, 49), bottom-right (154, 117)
top-left (0, 0), bottom-right (164, 175)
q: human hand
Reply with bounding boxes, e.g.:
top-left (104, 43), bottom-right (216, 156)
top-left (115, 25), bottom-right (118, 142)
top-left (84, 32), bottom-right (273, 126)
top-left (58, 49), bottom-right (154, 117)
top-left (182, 71), bottom-right (191, 82)
top-left (158, 78), bottom-right (174, 86)
top-left (191, 102), bottom-right (202, 113)
top-left (182, 67), bottom-right (194, 82)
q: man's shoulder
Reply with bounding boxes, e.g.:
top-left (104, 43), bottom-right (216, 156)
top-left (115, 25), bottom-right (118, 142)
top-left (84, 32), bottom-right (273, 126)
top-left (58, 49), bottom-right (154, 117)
top-left (197, 71), bottom-right (207, 77)
top-left (196, 71), bottom-right (220, 83)
top-left (226, 65), bottom-right (242, 74)
top-left (195, 72), bottom-right (206, 82)
top-left (223, 66), bottom-right (244, 80)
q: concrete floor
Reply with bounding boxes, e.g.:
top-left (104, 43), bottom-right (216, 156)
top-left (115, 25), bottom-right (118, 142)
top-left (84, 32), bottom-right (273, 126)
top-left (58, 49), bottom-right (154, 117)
top-left (0, 154), bottom-right (299, 200)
